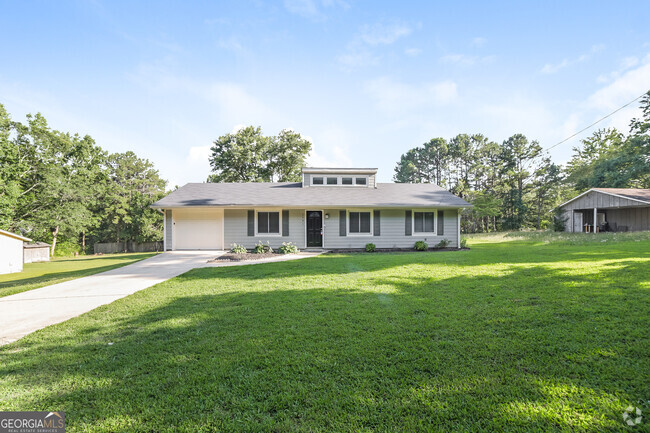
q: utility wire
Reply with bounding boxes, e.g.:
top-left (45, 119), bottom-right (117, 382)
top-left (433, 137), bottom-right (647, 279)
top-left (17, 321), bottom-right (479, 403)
top-left (546, 89), bottom-right (648, 151)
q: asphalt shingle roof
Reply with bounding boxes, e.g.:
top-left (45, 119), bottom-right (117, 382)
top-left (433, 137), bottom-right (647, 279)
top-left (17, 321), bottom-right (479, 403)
top-left (594, 188), bottom-right (650, 203)
top-left (152, 182), bottom-right (471, 208)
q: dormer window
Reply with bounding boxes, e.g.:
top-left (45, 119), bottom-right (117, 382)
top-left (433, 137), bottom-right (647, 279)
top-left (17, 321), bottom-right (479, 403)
top-left (303, 167), bottom-right (376, 188)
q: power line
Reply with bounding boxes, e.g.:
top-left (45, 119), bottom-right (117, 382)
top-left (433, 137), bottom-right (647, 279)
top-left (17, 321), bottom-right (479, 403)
top-left (546, 89), bottom-right (648, 151)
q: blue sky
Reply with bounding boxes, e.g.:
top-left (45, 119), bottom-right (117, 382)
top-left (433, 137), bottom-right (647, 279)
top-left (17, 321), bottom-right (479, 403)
top-left (1, 1), bottom-right (649, 187)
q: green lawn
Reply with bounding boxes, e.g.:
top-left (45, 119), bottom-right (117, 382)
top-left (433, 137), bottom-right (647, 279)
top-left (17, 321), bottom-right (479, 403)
top-left (0, 253), bottom-right (157, 298)
top-left (1, 235), bottom-right (648, 432)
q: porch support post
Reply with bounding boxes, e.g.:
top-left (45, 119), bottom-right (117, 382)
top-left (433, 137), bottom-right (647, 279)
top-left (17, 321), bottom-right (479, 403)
top-left (163, 210), bottom-right (167, 251)
top-left (457, 210), bottom-right (461, 248)
top-left (593, 207), bottom-right (597, 234)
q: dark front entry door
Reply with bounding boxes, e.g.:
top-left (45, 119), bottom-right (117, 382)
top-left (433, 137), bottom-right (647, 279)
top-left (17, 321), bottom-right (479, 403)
top-left (306, 211), bottom-right (323, 247)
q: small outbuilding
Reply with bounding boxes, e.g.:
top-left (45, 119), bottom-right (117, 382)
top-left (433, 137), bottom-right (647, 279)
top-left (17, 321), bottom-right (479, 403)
top-left (0, 229), bottom-right (32, 274)
top-left (558, 188), bottom-right (650, 233)
top-left (23, 241), bottom-right (51, 263)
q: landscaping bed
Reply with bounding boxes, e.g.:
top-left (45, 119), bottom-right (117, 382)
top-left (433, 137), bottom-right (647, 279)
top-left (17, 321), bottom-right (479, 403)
top-left (209, 252), bottom-right (289, 262)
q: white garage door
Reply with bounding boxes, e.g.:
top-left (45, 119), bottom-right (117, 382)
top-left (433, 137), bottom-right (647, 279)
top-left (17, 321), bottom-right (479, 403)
top-left (173, 209), bottom-right (223, 250)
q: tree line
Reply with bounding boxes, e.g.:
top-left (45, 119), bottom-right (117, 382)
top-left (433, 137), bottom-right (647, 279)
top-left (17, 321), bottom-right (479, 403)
top-left (0, 104), bottom-right (166, 255)
top-left (394, 91), bottom-right (650, 232)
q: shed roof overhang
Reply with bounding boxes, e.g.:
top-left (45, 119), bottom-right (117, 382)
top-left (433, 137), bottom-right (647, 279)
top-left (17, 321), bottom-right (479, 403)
top-left (557, 188), bottom-right (650, 209)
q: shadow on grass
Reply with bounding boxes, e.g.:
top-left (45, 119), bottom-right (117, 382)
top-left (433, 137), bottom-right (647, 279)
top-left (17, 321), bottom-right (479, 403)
top-left (1, 251), bottom-right (648, 432)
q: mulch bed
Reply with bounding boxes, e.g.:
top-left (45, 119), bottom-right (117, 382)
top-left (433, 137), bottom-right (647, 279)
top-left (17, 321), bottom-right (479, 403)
top-left (209, 252), bottom-right (282, 262)
top-left (327, 247), bottom-right (470, 253)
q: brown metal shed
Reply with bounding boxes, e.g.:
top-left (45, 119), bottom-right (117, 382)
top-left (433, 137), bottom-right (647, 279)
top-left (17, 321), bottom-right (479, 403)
top-left (558, 188), bottom-right (650, 233)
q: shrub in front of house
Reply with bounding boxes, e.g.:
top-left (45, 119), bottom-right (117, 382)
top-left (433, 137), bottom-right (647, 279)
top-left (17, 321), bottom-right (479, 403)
top-left (435, 239), bottom-right (451, 249)
top-left (414, 241), bottom-right (428, 251)
top-left (278, 242), bottom-right (299, 254)
top-left (230, 243), bottom-right (247, 254)
top-left (460, 237), bottom-right (468, 248)
top-left (365, 243), bottom-right (376, 252)
top-left (253, 241), bottom-right (273, 254)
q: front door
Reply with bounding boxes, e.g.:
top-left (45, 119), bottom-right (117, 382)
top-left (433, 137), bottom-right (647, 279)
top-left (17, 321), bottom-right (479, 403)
top-left (306, 211), bottom-right (323, 247)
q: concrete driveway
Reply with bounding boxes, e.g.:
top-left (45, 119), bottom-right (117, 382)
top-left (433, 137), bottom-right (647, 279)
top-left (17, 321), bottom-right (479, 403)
top-left (0, 251), bottom-right (221, 345)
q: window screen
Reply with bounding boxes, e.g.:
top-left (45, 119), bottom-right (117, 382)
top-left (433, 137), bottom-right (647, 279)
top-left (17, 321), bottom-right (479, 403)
top-left (258, 212), bottom-right (280, 233)
top-left (355, 177), bottom-right (367, 185)
top-left (349, 212), bottom-right (371, 233)
top-left (327, 177), bottom-right (338, 185)
top-left (342, 177), bottom-right (353, 185)
top-left (312, 177), bottom-right (323, 185)
top-left (414, 212), bottom-right (435, 232)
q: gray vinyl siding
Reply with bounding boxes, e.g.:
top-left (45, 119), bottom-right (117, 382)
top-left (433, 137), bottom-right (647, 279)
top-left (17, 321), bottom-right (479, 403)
top-left (324, 208), bottom-right (459, 249)
top-left (165, 210), bottom-right (172, 250)
top-left (224, 209), bottom-right (305, 249)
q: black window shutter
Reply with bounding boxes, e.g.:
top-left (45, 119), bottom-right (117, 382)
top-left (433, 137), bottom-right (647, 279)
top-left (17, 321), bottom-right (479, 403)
top-left (373, 210), bottom-right (380, 236)
top-left (282, 210), bottom-right (289, 236)
top-left (438, 210), bottom-right (444, 235)
top-left (405, 210), bottom-right (412, 236)
top-left (247, 210), bottom-right (254, 236)
top-left (339, 210), bottom-right (346, 236)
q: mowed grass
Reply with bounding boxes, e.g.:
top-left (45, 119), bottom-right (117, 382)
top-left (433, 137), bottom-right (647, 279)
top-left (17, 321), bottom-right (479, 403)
top-left (1, 236), bottom-right (649, 432)
top-left (0, 253), bottom-right (157, 297)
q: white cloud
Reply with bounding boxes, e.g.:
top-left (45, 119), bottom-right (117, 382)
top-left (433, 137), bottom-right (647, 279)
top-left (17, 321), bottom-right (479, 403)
top-left (541, 59), bottom-right (571, 74)
top-left (359, 22), bottom-right (412, 46)
top-left (338, 20), bottom-right (415, 69)
top-left (364, 77), bottom-right (458, 112)
top-left (187, 145), bottom-right (212, 162)
top-left (587, 55), bottom-right (650, 111)
top-left (217, 36), bottom-right (245, 54)
top-left (405, 48), bottom-right (421, 57)
top-left (597, 56), bottom-right (640, 83)
top-left (283, 0), bottom-right (348, 20)
top-left (541, 44), bottom-right (605, 74)
top-left (337, 50), bottom-right (379, 68)
top-left (441, 53), bottom-right (494, 66)
top-left (471, 37), bottom-right (487, 47)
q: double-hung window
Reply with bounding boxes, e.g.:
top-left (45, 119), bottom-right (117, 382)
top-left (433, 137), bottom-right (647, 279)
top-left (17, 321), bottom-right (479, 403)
top-left (257, 211), bottom-right (280, 234)
top-left (349, 211), bottom-right (371, 234)
top-left (413, 211), bottom-right (435, 233)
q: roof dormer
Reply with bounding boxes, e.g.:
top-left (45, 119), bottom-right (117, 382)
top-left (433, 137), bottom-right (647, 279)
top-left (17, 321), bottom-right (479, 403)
top-left (301, 167), bottom-right (378, 188)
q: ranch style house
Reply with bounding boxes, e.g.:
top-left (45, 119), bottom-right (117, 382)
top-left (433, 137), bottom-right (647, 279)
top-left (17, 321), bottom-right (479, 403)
top-left (151, 167), bottom-right (471, 251)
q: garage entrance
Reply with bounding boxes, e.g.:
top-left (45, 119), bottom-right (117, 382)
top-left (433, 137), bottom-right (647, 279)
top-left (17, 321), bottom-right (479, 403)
top-left (173, 209), bottom-right (224, 250)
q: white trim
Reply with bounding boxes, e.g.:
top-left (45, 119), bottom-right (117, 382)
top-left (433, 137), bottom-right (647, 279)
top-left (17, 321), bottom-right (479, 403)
top-left (412, 209), bottom-right (437, 235)
top-left (255, 209), bottom-right (283, 237)
top-left (304, 210), bottom-right (325, 248)
top-left (347, 209), bottom-right (373, 236)
top-left (457, 211), bottom-right (461, 249)
top-left (163, 211), bottom-right (166, 251)
top-left (557, 188), bottom-right (650, 208)
top-left (302, 167), bottom-right (377, 175)
top-left (310, 175), bottom-right (369, 187)
top-left (0, 229), bottom-right (31, 242)
top-left (171, 210), bottom-right (175, 250)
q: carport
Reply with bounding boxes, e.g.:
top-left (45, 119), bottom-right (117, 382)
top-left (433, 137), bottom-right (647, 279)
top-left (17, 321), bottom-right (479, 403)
top-left (558, 188), bottom-right (650, 233)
